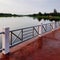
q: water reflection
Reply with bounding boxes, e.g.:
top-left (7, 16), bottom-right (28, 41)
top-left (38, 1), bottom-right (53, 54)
top-left (37, 17), bottom-right (60, 22)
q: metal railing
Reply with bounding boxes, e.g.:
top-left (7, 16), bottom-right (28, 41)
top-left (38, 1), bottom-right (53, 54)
top-left (0, 21), bottom-right (60, 52)
top-left (10, 25), bottom-right (39, 46)
top-left (9, 21), bottom-right (60, 47)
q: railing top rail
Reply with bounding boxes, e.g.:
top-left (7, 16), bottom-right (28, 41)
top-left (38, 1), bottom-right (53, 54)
top-left (10, 25), bottom-right (41, 32)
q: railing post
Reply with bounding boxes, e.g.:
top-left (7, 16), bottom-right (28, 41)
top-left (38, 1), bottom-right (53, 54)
top-left (2, 27), bottom-right (10, 55)
top-left (52, 21), bottom-right (55, 30)
top-left (38, 23), bottom-right (42, 35)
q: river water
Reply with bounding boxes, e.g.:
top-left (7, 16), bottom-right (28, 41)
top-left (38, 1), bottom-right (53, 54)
top-left (0, 17), bottom-right (52, 31)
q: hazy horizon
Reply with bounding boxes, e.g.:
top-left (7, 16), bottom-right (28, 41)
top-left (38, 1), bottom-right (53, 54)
top-left (0, 0), bottom-right (60, 14)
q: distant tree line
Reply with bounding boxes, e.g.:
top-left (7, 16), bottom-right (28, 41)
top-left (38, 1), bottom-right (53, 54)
top-left (28, 9), bottom-right (60, 17)
top-left (0, 13), bottom-right (23, 17)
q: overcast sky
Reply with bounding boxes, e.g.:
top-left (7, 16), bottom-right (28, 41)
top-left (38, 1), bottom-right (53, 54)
top-left (0, 0), bottom-right (60, 14)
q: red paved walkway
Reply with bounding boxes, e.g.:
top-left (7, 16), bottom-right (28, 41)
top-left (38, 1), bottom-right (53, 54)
top-left (0, 28), bottom-right (60, 60)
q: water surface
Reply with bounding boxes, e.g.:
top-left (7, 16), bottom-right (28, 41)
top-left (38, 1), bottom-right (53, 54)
top-left (0, 17), bottom-right (52, 31)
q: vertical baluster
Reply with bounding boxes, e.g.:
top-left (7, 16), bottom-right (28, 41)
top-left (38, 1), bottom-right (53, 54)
top-left (11, 31), bottom-right (12, 46)
top-left (58, 22), bottom-right (59, 27)
top-left (50, 23), bottom-right (53, 30)
top-left (33, 27), bottom-right (34, 37)
top-left (45, 24), bottom-right (47, 32)
top-left (21, 29), bottom-right (23, 41)
top-left (38, 26), bottom-right (39, 35)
